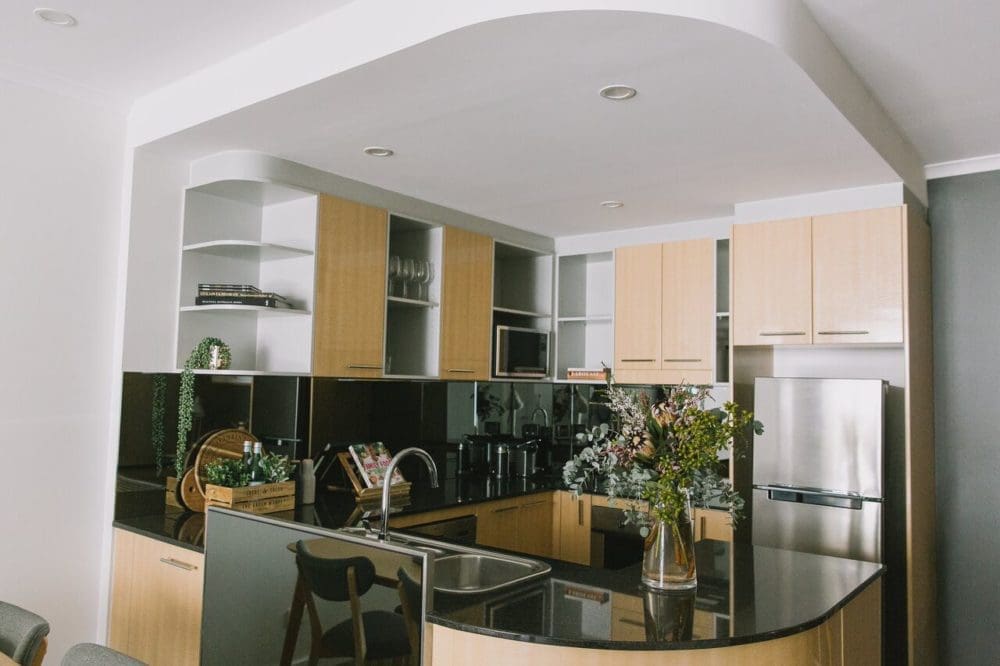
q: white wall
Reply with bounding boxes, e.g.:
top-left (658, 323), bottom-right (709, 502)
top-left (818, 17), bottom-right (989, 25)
top-left (0, 79), bottom-right (125, 660)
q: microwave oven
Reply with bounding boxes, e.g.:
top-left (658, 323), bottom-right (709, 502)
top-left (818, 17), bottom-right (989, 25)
top-left (494, 326), bottom-right (549, 378)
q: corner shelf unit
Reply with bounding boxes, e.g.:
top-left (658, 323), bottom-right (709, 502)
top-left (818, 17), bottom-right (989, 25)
top-left (555, 251), bottom-right (614, 381)
top-left (384, 214), bottom-right (442, 378)
top-left (177, 179), bottom-right (318, 374)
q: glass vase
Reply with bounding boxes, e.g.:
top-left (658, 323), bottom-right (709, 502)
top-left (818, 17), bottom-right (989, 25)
top-left (642, 496), bottom-right (697, 590)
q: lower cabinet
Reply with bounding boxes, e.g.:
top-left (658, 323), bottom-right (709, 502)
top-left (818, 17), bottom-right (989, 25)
top-left (109, 528), bottom-right (203, 666)
top-left (693, 508), bottom-right (732, 542)
top-left (476, 493), bottom-right (554, 558)
top-left (554, 491), bottom-right (592, 565)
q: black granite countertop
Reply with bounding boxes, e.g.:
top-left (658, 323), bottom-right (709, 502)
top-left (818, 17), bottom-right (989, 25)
top-left (113, 473), bottom-right (563, 553)
top-left (428, 539), bottom-right (883, 650)
top-left (114, 475), bottom-right (883, 651)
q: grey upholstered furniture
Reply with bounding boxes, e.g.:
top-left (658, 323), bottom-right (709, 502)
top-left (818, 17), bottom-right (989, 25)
top-left (61, 643), bottom-right (146, 666)
top-left (0, 601), bottom-right (50, 665)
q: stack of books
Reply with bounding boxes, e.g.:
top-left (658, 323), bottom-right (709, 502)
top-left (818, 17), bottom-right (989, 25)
top-left (195, 283), bottom-right (294, 309)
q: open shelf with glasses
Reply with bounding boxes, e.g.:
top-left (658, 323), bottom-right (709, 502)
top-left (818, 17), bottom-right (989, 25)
top-left (555, 251), bottom-right (614, 381)
top-left (384, 214), bottom-right (442, 377)
top-left (177, 179), bottom-right (317, 374)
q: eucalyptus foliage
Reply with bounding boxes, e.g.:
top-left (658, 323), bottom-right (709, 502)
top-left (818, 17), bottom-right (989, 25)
top-left (203, 458), bottom-right (251, 488)
top-left (259, 452), bottom-right (293, 483)
top-left (563, 379), bottom-right (762, 528)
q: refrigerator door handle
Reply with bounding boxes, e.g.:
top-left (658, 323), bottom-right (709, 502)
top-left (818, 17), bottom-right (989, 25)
top-left (754, 484), bottom-right (879, 510)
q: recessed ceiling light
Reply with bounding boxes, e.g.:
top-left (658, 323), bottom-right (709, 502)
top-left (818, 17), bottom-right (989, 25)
top-left (363, 146), bottom-right (394, 157)
top-left (34, 8), bottom-right (77, 26)
top-left (601, 200), bottom-right (624, 209)
top-left (599, 85), bottom-right (637, 101)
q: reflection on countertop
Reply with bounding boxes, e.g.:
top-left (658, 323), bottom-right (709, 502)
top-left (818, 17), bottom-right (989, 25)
top-left (113, 473), bottom-right (564, 552)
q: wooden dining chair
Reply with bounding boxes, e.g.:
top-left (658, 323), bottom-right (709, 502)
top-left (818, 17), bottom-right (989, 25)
top-left (295, 541), bottom-right (411, 666)
top-left (395, 567), bottom-right (423, 663)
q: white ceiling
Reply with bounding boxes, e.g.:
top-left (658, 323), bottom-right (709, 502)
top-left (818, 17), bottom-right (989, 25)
top-left (0, 0), bottom-right (352, 106)
top-left (150, 11), bottom-right (897, 237)
top-left (804, 0), bottom-right (1000, 165)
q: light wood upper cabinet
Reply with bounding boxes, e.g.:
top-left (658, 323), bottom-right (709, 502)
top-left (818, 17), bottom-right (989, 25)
top-left (614, 243), bottom-right (662, 374)
top-left (661, 239), bottom-right (716, 376)
top-left (109, 528), bottom-right (203, 666)
top-left (313, 195), bottom-right (388, 378)
top-left (732, 217), bottom-right (813, 346)
top-left (439, 226), bottom-right (494, 380)
top-left (812, 207), bottom-right (903, 344)
top-left (615, 240), bottom-right (716, 385)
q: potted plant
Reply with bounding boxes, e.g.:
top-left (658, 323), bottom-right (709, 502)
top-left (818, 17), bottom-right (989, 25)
top-left (175, 337), bottom-right (231, 478)
top-left (563, 378), bottom-right (761, 589)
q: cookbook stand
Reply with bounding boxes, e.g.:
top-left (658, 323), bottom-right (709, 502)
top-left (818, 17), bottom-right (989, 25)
top-left (328, 452), bottom-right (412, 501)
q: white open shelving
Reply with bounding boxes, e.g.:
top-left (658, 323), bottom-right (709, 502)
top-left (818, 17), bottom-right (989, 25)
top-left (384, 214), bottom-right (442, 378)
top-left (555, 251), bottom-right (614, 381)
top-left (177, 179), bottom-right (318, 374)
top-left (492, 241), bottom-right (555, 378)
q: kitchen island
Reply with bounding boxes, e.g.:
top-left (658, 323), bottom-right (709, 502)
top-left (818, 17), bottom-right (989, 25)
top-left (112, 481), bottom-right (882, 665)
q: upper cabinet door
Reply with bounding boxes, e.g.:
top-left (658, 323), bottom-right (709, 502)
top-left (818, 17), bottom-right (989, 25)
top-left (614, 243), bottom-right (662, 374)
top-left (732, 217), bottom-right (812, 345)
top-left (312, 195), bottom-right (388, 378)
top-left (439, 226), bottom-right (493, 381)
top-left (661, 239), bottom-right (716, 380)
top-left (812, 207), bottom-right (903, 344)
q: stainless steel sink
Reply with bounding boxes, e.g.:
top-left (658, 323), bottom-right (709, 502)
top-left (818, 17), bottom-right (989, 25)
top-left (335, 526), bottom-right (551, 594)
top-left (433, 552), bottom-right (550, 594)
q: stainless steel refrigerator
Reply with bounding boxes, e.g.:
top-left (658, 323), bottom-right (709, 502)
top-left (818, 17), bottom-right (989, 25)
top-left (751, 377), bottom-right (886, 563)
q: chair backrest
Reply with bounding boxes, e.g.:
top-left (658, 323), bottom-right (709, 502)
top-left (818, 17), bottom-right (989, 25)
top-left (396, 567), bottom-right (423, 656)
top-left (295, 541), bottom-right (377, 601)
top-left (61, 643), bottom-right (147, 665)
top-left (0, 601), bottom-right (49, 665)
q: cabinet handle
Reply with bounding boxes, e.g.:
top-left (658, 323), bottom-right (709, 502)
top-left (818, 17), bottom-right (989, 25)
top-left (522, 499), bottom-right (548, 508)
top-left (492, 505), bottom-right (519, 514)
top-left (663, 358), bottom-right (701, 363)
top-left (578, 500), bottom-right (585, 526)
top-left (619, 358), bottom-right (655, 363)
top-left (446, 368), bottom-right (476, 373)
top-left (160, 557), bottom-right (198, 572)
top-left (700, 516), bottom-right (706, 539)
top-left (618, 618), bottom-right (645, 628)
top-left (816, 330), bottom-right (869, 336)
top-left (347, 363), bottom-right (382, 369)
top-left (759, 331), bottom-right (806, 337)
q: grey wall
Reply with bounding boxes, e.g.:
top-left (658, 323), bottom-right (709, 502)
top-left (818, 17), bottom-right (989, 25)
top-left (928, 172), bottom-right (1000, 665)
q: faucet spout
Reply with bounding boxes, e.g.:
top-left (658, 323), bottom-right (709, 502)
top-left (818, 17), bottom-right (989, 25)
top-left (379, 447), bottom-right (439, 541)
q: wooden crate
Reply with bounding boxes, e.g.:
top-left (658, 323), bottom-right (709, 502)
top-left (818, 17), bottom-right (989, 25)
top-left (205, 481), bottom-right (296, 515)
top-left (165, 475), bottom-right (183, 510)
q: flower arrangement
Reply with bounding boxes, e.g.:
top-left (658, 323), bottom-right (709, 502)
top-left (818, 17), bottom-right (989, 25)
top-left (563, 379), bottom-right (761, 528)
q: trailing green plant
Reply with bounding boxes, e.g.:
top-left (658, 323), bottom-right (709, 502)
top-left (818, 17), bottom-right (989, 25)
top-left (202, 458), bottom-right (250, 488)
top-left (175, 337), bottom-right (231, 478)
top-left (151, 373), bottom-right (167, 476)
top-left (258, 452), bottom-right (294, 483)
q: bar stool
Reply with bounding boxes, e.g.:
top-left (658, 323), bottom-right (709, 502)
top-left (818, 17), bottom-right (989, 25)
top-left (295, 541), bottom-right (411, 666)
top-left (0, 601), bottom-right (49, 665)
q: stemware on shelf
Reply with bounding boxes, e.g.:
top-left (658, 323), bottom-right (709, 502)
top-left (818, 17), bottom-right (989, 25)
top-left (387, 255), bottom-right (401, 297)
top-left (420, 260), bottom-right (434, 302)
top-left (413, 261), bottom-right (428, 301)
top-left (400, 258), bottom-right (415, 298)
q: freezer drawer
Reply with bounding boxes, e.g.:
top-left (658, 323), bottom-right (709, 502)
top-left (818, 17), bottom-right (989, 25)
top-left (752, 487), bottom-right (882, 563)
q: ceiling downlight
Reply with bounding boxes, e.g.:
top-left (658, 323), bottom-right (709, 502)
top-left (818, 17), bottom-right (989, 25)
top-left (363, 146), bottom-right (395, 157)
top-left (601, 200), bottom-right (624, 209)
top-left (33, 8), bottom-right (77, 26)
top-left (599, 85), bottom-right (637, 101)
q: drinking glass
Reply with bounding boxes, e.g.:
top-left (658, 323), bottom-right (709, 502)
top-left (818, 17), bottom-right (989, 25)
top-left (387, 255), bottom-right (401, 297)
top-left (413, 261), bottom-right (428, 301)
top-left (400, 258), bottom-right (415, 298)
top-left (420, 260), bottom-right (434, 301)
